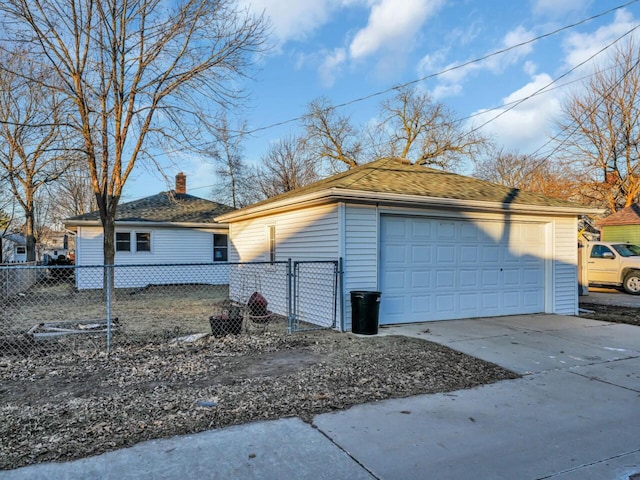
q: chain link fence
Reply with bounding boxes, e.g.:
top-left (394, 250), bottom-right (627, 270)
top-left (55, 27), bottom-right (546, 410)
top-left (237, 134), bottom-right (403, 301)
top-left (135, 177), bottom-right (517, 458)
top-left (0, 260), bottom-right (340, 358)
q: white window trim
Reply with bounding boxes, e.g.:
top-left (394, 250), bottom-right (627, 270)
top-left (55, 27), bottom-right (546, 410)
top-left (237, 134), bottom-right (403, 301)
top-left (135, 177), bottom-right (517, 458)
top-left (213, 233), bottom-right (228, 262)
top-left (115, 230), bottom-right (152, 254)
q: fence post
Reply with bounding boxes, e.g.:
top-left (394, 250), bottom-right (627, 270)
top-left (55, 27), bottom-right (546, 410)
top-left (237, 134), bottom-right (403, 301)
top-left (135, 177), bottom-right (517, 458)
top-left (106, 265), bottom-right (112, 355)
top-left (287, 258), bottom-right (293, 334)
top-left (338, 257), bottom-right (344, 332)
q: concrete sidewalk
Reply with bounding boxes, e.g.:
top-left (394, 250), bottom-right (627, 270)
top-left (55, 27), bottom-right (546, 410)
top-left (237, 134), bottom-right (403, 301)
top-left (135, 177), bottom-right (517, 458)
top-left (3, 314), bottom-right (640, 480)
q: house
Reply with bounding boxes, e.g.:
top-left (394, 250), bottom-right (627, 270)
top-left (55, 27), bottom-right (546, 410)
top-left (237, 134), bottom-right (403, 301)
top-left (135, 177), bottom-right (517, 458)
top-left (597, 203), bottom-right (640, 245)
top-left (216, 157), bottom-right (597, 330)
top-left (1, 233), bottom-right (27, 263)
top-left (65, 173), bottom-right (234, 289)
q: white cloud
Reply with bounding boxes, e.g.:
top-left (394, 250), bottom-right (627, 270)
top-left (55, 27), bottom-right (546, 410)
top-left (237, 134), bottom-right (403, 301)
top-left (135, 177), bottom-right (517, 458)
top-left (239, 0), bottom-right (350, 45)
top-left (532, 0), bottom-right (589, 18)
top-left (563, 9), bottom-right (638, 70)
top-left (349, 0), bottom-right (445, 59)
top-left (470, 73), bottom-right (563, 153)
top-left (319, 48), bottom-right (347, 87)
top-left (423, 25), bottom-right (536, 99)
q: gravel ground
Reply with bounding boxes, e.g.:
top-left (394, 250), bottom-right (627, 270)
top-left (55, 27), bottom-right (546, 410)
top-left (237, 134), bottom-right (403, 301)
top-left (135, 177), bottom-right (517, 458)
top-left (0, 331), bottom-right (518, 471)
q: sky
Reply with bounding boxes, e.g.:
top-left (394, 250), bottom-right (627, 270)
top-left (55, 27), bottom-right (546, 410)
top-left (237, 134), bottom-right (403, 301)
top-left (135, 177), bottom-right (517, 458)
top-left (123, 0), bottom-right (640, 202)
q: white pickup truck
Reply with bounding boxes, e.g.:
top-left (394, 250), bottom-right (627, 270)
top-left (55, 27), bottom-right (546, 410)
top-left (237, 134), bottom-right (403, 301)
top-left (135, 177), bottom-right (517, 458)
top-left (586, 241), bottom-right (640, 294)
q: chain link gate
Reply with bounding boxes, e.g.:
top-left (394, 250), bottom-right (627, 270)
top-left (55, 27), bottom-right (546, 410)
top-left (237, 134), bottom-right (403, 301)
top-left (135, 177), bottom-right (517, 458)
top-left (289, 259), bottom-right (341, 333)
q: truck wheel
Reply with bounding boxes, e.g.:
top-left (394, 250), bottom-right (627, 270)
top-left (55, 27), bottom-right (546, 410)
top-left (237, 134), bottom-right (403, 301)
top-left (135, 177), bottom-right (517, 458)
top-left (623, 272), bottom-right (640, 295)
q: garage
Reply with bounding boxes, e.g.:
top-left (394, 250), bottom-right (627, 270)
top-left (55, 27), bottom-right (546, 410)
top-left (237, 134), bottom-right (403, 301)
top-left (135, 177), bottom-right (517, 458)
top-left (380, 215), bottom-right (547, 324)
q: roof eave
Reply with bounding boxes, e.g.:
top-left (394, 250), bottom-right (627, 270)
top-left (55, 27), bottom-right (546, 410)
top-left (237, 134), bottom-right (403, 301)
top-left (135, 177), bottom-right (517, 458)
top-left (64, 219), bottom-right (228, 229)
top-left (215, 188), bottom-right (602, 222)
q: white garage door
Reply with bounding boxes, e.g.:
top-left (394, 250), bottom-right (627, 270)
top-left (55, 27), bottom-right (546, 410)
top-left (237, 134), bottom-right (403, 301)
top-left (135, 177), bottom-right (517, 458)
top-left (380, 216), bottom-right (546, 324)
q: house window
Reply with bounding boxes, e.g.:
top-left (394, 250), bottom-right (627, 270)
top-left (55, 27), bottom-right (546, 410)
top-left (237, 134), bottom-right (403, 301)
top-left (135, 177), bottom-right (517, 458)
top-left (16, 246), bottom-right (26, 255)
top-left (213, 234), bottom-right (228, 262)
top-left (115, 232), bottom-right (131, 252)
top-left (268, 225), bottom-right (276, 263)
top-left (136, 232), bottom-right (151, 252)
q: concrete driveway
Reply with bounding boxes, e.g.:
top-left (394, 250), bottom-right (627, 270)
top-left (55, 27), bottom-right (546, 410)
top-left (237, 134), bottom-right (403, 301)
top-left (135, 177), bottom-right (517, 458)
top-left (315, 314), bottom-right (640, 480)
top-left (3, 314), bottom-right (640, 480)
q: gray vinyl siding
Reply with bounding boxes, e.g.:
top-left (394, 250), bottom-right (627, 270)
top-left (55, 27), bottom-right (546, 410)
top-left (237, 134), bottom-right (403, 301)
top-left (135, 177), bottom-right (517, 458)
top-left (552, 217), bottom-right (579, 315)
top-left (343, 205), bottom-right (378, 331)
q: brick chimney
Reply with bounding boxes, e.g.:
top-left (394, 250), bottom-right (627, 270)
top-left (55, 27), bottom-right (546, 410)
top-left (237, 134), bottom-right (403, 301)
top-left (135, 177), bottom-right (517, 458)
top-left (175, 172), bottom-right (186, 195)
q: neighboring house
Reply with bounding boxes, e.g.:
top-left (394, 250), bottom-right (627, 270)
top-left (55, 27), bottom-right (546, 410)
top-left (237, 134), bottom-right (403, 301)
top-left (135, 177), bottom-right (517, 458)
top-left (40, 229), bottom-right (72, 262)
top-left (1, 233), bottom-right (27, 263)
top-left (598, 204), bottom-right (640, 245)
top-left (65, 173), bottom-right (234, 289)
top-left (216, 157), bottom-right (598, 331)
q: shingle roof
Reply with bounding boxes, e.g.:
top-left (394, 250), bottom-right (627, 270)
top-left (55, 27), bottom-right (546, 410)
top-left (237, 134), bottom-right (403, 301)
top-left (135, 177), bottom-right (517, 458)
top-left (66, 191), bottom-right (234, 224)
top-left (221, 157), bottom-right (588, 218)
top-left (598, 203), bottom-right (640, 226)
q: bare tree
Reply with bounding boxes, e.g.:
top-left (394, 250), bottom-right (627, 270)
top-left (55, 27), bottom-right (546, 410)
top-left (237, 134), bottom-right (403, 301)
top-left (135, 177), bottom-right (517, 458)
top-left (256, 136), bottom-right (319, 198)
top-left (206, 113), bottom-right (254, 208)
top-left (303, 97), bottom-right (361, 171)
top-left (46, 161), bottom-right (97, 224)
top-left (0, 49), bottom-right (72, 261)
top-left (302, 87), bottom-right (486, 172)
top-left (0, 0), bottom-right (266, 264)
top-left (378, 86), bottom-right (487, 169)
top-left (557, 40), bottom-right (640, 212)
top-left (473, 149), bottom-right (578, 200)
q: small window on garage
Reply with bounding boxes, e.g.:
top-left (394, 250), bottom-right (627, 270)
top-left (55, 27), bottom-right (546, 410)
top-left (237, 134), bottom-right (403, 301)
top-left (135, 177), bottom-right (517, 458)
top-left (213, 234), bottom-right (228, 261)
top-left (136, 232), bottom-right (151, 252)
top-left (115, 232), bottom-right (131, 252)
top-left (267, 225), bottom-right (276, 263)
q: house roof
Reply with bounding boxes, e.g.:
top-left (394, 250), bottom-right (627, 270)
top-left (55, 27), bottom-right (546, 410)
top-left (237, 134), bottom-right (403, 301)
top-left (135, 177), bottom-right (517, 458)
top-left (217, 157), bottom-right (597, 222)
top-left (1, 233), bottom-right (26, 245)
top-left (65, 191), bottom-right (234, 226)
top-left (598, 203), bottom-right (640, 226)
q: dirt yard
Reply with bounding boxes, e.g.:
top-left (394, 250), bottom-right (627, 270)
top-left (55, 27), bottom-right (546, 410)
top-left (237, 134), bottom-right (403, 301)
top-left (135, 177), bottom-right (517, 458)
top-left (0, 331), bottom-right (518, 471)
top-left (579, 302), bottom-right (640, 326)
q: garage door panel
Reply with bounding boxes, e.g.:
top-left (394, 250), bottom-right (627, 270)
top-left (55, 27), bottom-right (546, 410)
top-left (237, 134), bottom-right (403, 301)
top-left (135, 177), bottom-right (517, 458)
top-left (411, 245), bottom-right (431, 263)
top-left (459, 245), bottom-right (479, 263)
top-left (482, 246), bottom-right (500, 262)
top-left (383, 244), bottom-right (406, 263)
top-left (437, 221), bottom-right (456, 240)
top-left (435, 270), bottom-right (455, 288)
top-left (435, 294), bottom-right (455, 314)
top-left (459, 293), bottom-right (479, 311)
top-left (410, 270), bottom-right (430, 288)
top-left (380, 216), bottom-right (546, 325)
top-left (459, 269), bottom-right (479, 287)
top-left (411, 220), bottom-right (432, 239)
top-left (384, 295), bottom-right (406, 315)
top-left (436, 245), bottom-right (455, 263)
top-left (503, 268), bottom-right (521, 286)
top-left (482, 269), bottom-right (500, 286)
top-left (524, 268), bottom-right (543, 285)
top-left (410, 295), bottom-right (431, 314)
top-left (383, 270), bottom-right (406, 289)
top-left (503, 290), bottom-right (521, 308)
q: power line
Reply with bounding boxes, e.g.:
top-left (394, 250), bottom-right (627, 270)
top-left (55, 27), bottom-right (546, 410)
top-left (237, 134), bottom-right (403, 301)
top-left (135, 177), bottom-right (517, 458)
top-left (234, 0), bottom-right (639, 139)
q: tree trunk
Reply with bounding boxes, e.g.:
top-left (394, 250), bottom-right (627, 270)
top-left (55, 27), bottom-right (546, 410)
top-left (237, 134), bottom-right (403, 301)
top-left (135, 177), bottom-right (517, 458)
top-left (102, 214), bottom-right (115, 293)
top-left (24, 207), bottom-right (36, 262)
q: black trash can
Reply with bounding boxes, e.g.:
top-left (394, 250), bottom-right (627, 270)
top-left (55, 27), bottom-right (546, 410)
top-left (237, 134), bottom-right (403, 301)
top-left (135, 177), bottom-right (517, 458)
top-left (350, 291), bottom-right (381, 335)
